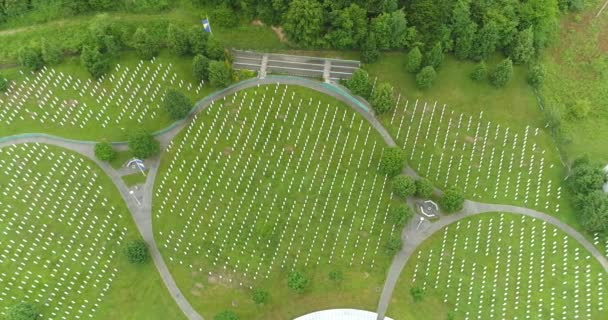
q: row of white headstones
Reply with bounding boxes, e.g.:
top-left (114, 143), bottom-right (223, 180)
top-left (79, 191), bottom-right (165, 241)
top-left (0, 143), bottom-right (126, 320)
top-left (388, 96), bottom-right (561, 212)
top-left (154, 84), bottom-right (395, 287)
top-left (0, 57), bottom-right (202, 128)
top-left (411, 214), bottom-right (605, 320)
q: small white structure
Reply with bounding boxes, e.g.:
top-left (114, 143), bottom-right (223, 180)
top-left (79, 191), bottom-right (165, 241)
top-left (603, 165), bottom-right (608, 193)
top-left (418, 200), bottom-right (439, 218)
top-left (294, 309), bottom-right (394, 320)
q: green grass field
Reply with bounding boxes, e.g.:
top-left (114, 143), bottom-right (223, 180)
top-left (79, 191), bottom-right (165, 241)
top-left (152, 84), bottom-right (397, 319)
top-left (388, 213), bottom-right (607, 320)
top-left (0, 143), bottom-right (184, 319)
top-left (122, 171), bottom-right (148, 187)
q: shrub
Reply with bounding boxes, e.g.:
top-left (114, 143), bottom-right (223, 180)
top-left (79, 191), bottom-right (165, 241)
top-left (18, 46), bottom-right (44, 71)
top-left (162, 89), bottom-right (192, 120)
top-left (568, 156), bottom-right (605, 195)
top-left (346, 69), bottom-right (371, 98)
top-left (416, 66), bottom-right (436, 89)
top-left (167, 24), bottom-right (190, 56)
top-left (392, 175), bottom-right (416, 198)
top-left (328, 270), bottom-right (344, 282)
top-left (568, 98), bottom-right (591, 120)
top-left (125, 240), bottom-right (149, 264)
top-left (576, 191), bottom-right (608, 234)
top-left (470, 61), bottom-right (487, 82)
top-left (490, 58), bottom-right (514, 87)
top-left (379, 147), bottom-right (406, 177)
top-left (128, 131), bottom-right (160, 159)
top-left (252, 289), bottom-right (269, 305)
top-left (214, 310), bottom-right (239, 320)
top-left (208, 61), bottom-right (232, 88)
top-left (132, 27), bottom-right (160, 60)
top-left (211, 5), bottom-right (239, 27)
top-left (389, 204), bottom-right (413, 227)
top-left (206, 36), bottom-right (225, 60)
top-left (6, 302), bottom-right (38, 320)
top-left (0, 75), bottom-right (8, 92)
top-left (440, 187), bottom-right (465, 213)
top-left (405, 47), bottom-right (422, 73)
top-left (287, 271), bottom-right (309, 292)
top-left (385, 236), bottom-right (402, 255)
top-left (410, 287), bottom-right (425, 302)
top-left (41, 40), bottom-right (63, 65)
top-left (415, 178), bottom-right (434, 198)
top-left (527, 63), bottom-right (545, 88)
top-left (370, 82), bottom-right (395, 114)
top-left (425, 42), bottom-right (444, 69)
top-left (188, 26), bottom-right (209, 55)
top-left (80, 46), bottom-right (110, 79)
top-left (361, 33), bottom-right (380, 63)
top-left (193, 54), bottom-right (210, 83)
top-left (94, 142), bottom-right (117, 161)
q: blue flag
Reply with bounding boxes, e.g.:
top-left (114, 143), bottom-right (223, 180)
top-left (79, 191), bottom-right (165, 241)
top-left (201, 19), bottom-right (212, 33)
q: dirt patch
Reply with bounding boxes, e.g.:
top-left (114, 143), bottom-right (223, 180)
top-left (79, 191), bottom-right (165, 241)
top-left (190, 283), bottom-right (204, 296)
top-left (223, 147), bottom-right (233, 156)
top-left (271, 26), bottom-right (287, 43)
top-left (284, 145), bottom-right (295, 154)
top-left (63, 99), bottom-right (79, 108)
top-left (208, 275), bottom-right (219, 284)
top-left (251, 19), bottom-right (264, 26)
top-left (464, 136), bottom-right (476, 144)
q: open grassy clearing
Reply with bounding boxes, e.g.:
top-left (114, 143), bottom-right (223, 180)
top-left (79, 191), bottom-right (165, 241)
top-left (0, 143), bottom-right (184, 319)
top-left (388, 213), bottom-right (607, 320)
top-left (122, 171), bottom-right (148, 187)
top-left (153, 84), bottom-right (396, 319)
top-left (0, 51), bottom-right (207, 141)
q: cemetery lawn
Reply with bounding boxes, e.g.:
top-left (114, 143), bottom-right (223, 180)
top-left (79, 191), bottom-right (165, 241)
top-left (387, 213), bottom-right (608, 320)
top-left (152, 84), bottom-right (397, 318)
top-left (0, 143), bottom-right (185, 319)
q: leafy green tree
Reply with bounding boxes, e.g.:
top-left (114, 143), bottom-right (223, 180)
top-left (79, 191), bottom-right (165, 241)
top-left (390, 204), bottom-right (413, 227)
top-left (416, 66), bottom-right (436, 89)
top-left (346, 69), bottom-right (371, 98)
top-left (328, 270), bottom-right (344, 282)
top-left (568, 156), bottom-right (605, 195)
top-left (211, 5), bottom-right (239, 27)
top-left (6, 302), bottom-right (38, 320)
top-left (88, 0), bottom-right (116, 10)
top-left (371, 10), bottom-right (414, 50)
top-left (125, 240), bottom-right (149, 264)
top-left (410, 286), bottom-right (425, 302)
top-left (94, 142), bottom-right (117, 161)
top-left (80, 46), bottom-right (110, 79)
top-left (490, 58), bottom-right (514, 87)
top-left (132, 27), bottom-right (160, 60)
top-left (361, 32), bottom-right (380, 63)
top-left (0, 75), bottom-right (8, 92)
top-left (193, 54), bottom-right (210, 83)
top-left (213, 310), bottom-right (239, 320)
top-left (405, 47), bottom-right (422, 73)
top-left (385, 236), bottom-right (402, 255)
top-left (326, 4), bottom-right (368, 49)
top-left (252, 289), bottom-right (270, 305)
top-left (86, 16), bottom-right (123, 56)
top-left (379, 147), bottom-right (406, 177)
top-left (370, 82), bottom-right (395, 114)
top-left (451, 0), bottom-right (477, 60)
top-left (527, 63), bottom-right (546, 88)
top-left (283, 0), bottom-right (325, 47)
top-left (576, 191), bottom-right (608, 234)
top-left (287, 271), bottom-right (309, 292)
top-left (470, 61), bottom-right (487, 82)
top-left (510, 28), bottom-right (535, 64)
top-left (167, 24), bottom-right (190, 56)
top-left (471, 21), bottom-right (499, 61)
top-left (440, 187), bottom-right (464, 213)
top-left (18, 46), bottom-right (44, 71)
top-left (205, 36), bottom-right (225, 60)
top-left (208, 61), bottom-right (232, 88)
top-left (163, 89), bottom-right (192, 120)
top-left (392, 175), bottom-right (416, 198)
top-left (415, 178), bottom-right (434, 198)
top-left (568, 98), bottom-right (591, 120)
top-left (41, 40), bottom-right (62, 65)
top-left (188, 26), bottom-right (209, 55)
top-left (128, 131), bottom-right (160, 159)
top-left (426, 42), bottom-right (444, 69)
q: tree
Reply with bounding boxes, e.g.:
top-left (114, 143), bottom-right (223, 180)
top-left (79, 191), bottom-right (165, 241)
top-left (410, 286), bottom-right (425, 302)
top-left (328, 270), bottom-right (344, 282)
top-left (415, 178), bottom-right (434, 198)
top-left (206, 36), bottom-right (225, 60)
top-left (6, 302), bottom-right (38, 320)
top-left (510, 28), bottom-right (535, 64)
top-left (125, 240), bottom-right (149, 264)
top-left (385, 236), bottom-right (402, 255)
top-left (405, 47), bottom-right (422, 73)
top-left (287, 271), bottom-right (309, 292)
top-left (283, 0), bottom-right (325, 47)
top-left (470, 61), bottom-right (487, 82)
top-left (426, 42), bottom-right (444, 69)
top-left (576, 191), bottom-right (608, 234)
top-left (345, 69), bottom-right (371, 98)
top-left (440, 187), bottom-right (464, 213)
top-left (370, 82), bottom-right (395, 114)
top-left (568, 156), bottom-right (605, 195)
top-left (390, 204), bottom-right (413, 227)
top-left (167, 24), bottom-right (190, 56)
top-left (94, 142), bottom-right (117, 161)
top-left (451, 0), bottom-right (477, 60)
top-left (163, 89), bottom-right (192, 120)
top-left (326, 4), bottom-right (368, 49)
top-left (392, 175), bottom-right (416, 198)
top-left (132, 28), bottom-right (159, 60)
top-left (18, 46), bottom-right (44, 71)
top-left (214, 310), bottom-right (239, 320)
top-left (379, 147), bottom-right (406, 176)
top-left (193, 54), bottom-right (210, 83)
top-left (208, 61), bottom-right (232, 88)
top-left (188, 26), bottom-right (209, 55)
top-left (361, 33), bottom-right (380, 64)
top-left (471, 21), bottom-right (499, 61)
top-left (0, 75), bottom-right (8, 92)
top-left (80, 46), bottom-right (110, 79)
top-left (490, 58), bottom-right (514, 87)
top-left (568, 98), bottom-right (591, 120)
top-left (41, 40), bottom-right (62, 65)
top-left (527, 63), bottom-right (545, 88)
top-left (128, 131), bottom-right (160, 159)
top-left (416, 66), bottom-right (436, 89)
top-left (252, 289), bottom-right (269, 305)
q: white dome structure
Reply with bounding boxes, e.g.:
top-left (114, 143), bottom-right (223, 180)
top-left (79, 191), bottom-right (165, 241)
top-left (293, 309), bottom-right (394, 320)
